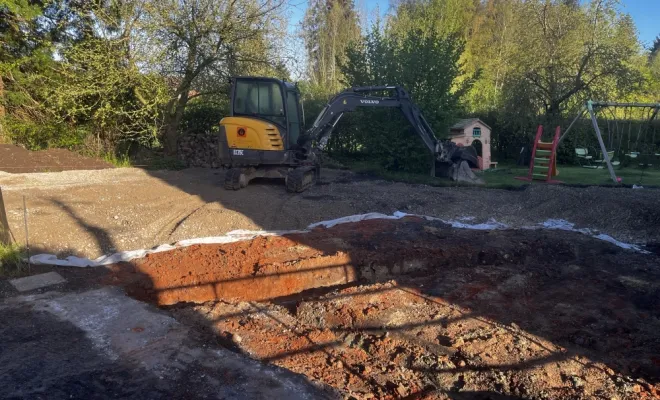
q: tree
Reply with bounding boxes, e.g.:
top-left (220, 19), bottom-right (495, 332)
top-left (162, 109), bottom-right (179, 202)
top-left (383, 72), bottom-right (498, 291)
top-left (650, 35), bottom-right (660, 62)
top-left (141, 0), bottom-right (287, 155)
top-left (0, 0), bottom-right (47, 136)
top-left (301, 0), bottom-right (360, 94)
top-left (507, 0), bottom-right (641, 121)
top-left (337, 25), bottom-right (472, 171)
top-left (387, 0), bottom-right (478, 40)
top-left (51, 37), bottom-right (168, 149)
top-left (462, 0), bottom-right (517, 111)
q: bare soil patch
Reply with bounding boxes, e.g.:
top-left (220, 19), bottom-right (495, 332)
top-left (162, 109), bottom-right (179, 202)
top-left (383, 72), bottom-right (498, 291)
top-left (106, 218), bottom-right (660, 400)
top-left (0, 144), bottom-right (112, 173)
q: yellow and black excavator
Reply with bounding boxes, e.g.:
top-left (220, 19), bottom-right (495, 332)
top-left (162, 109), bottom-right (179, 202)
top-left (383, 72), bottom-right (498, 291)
top-left (219, 76), bottom-right (480, 192)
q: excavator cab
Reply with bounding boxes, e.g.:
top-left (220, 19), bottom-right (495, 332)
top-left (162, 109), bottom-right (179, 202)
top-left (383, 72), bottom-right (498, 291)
top-left (219, 77), bottom-right (302, 160)
top-left (219, 76), bottom-right (313, 191)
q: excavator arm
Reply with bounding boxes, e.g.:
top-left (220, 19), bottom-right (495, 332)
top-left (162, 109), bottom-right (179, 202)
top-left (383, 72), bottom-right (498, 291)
top-left (297, 86), bottom-right (479, 179)
top-left (299, 86), bottom-right (437, 154)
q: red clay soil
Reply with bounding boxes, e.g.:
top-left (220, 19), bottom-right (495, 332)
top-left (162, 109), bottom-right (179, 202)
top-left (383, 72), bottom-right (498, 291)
top-left (106, 237), bottom-right (356, 305)
top-left (0, 144), bottom-right (112, 173)
top-left (106, 218), bottom-right (660, 400)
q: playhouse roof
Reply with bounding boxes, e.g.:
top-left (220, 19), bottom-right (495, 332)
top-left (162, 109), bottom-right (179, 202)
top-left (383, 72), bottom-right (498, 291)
top-left (449, 118), bottom-right (491, 132)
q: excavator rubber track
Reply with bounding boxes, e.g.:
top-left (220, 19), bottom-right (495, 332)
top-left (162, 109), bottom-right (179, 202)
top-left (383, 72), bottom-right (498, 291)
top-left (285, 166), bottom-right (317, 193)
top-left (224, 168), bottom-right (246, 190)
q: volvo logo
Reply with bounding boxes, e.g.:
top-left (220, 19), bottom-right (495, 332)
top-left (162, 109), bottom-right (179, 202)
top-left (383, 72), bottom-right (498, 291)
top-left (360, 100), bottom-right (379, 104)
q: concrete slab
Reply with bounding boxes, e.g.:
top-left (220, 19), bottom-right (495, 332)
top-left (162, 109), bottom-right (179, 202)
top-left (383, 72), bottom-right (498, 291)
top-left (9, 271), bottom-right (66, 292)
top-left (2, 287), bottom-right (335, 399)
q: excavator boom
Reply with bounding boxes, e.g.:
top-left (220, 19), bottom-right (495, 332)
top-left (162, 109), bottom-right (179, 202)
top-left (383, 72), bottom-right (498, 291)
top-left (298, 86), bottom-right (479, 179)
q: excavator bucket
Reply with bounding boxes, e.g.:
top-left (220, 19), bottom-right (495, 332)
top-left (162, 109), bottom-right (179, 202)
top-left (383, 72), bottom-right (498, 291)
top-left (452, 161), bottom-right (485, 184)
top-left (434, 144), bottom-right (485, 185)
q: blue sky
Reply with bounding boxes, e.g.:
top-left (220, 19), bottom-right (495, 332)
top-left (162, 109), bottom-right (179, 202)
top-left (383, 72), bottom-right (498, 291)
top-left (621, 0), bottom-right (660, 47)
top-left (286, 0), bottom-right (660, 48)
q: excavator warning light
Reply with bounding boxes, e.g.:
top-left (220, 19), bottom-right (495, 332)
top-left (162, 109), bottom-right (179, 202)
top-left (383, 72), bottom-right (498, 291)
top-left (237, 127), bottom-right (246, 137)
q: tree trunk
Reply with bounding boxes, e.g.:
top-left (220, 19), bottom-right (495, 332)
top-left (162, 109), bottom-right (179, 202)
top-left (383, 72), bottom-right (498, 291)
top-left (0, 75), bottom-right (6, 140)
top-left (163, 90), bottom-right (190, 156)
top-left (0, 75), bottom-right (5, 118)
top-left (546, 101), bottom-right (562, 132)
top-left (0, 188), bottom-right (11, 245)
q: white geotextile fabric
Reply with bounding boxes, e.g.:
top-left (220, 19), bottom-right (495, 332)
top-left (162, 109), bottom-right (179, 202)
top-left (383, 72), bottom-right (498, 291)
top-left (29, 211), bottom-right (647, 267)
top-left (537, 219), bottom-right (646, 252)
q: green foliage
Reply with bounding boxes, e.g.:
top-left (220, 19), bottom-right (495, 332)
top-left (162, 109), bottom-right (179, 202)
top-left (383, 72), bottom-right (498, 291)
top-left (102, 152), bottom-right (132, 168)
top-left (51, 38), bottom-right (168, 148)
top-left (1, 0), bottom-right (287, 155)
top-left (0, 0), bottom-right (657, 169)
top-left (387, 0), bottom-right (477, 39)
top-left (333, 26), bottom-right (471, 172)
top-left (4, 117), bottom-right (85, 149)
top-left (0, 242), bottom-right (25, 276)
top-left (302, 0), bottom-right (361, 94)
top-left (179, 100), bottom-right (229, 135)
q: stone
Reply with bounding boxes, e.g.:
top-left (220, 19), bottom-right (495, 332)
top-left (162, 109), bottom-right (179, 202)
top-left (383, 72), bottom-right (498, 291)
top-left (177, 131), bottom-right (221, 168)
top-left (10, 272), bottom-right (66, 292)
top-left (232, 333), bottom-right (243, 344)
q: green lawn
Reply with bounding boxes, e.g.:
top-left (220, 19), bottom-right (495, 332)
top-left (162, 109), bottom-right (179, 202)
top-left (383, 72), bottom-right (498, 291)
top-left (341, 159), bottom-right (660, 189)
top-left (480, 163), bottom-right (660, 188)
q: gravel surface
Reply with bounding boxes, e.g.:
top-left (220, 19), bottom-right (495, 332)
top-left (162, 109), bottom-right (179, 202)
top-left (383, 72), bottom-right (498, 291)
top-left (0, 167), bottom-right (658, 259)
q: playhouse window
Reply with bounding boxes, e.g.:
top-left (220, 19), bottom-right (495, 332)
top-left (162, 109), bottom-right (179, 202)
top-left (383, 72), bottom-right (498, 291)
top-left (473, 127), bottom-right (481, 137)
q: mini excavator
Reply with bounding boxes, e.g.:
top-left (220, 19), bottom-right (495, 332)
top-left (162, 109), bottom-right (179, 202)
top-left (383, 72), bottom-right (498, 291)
top-left (219, 76), bottom-right (481, 192)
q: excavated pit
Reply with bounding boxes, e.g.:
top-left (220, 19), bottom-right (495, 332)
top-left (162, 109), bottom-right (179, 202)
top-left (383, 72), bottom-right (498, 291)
top-left (106, 218), bottom-right (660, 399)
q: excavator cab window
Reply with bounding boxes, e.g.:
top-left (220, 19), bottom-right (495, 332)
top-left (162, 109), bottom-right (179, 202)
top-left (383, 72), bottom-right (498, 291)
top-left (286, 90), bottom-right (301, 147)
top-left (233, 80), bottom-right (286, 127)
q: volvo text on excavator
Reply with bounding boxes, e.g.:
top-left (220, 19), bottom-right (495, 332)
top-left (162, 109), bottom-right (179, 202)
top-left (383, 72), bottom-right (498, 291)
top-left (218, 76), bottom-right (481, 192)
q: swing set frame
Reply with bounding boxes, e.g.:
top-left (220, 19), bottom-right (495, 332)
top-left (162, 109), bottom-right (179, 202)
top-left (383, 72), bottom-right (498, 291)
top-left (559, 100), bottom-right (660, 183)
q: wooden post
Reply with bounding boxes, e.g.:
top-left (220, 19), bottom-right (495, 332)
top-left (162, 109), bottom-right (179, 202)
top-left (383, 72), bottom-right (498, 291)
top-left (0, 187), bottom-right (11, 245)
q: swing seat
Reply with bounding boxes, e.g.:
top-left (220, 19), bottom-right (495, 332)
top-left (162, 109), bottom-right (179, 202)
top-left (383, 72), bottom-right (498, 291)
top-left (594, 151), bottom-right (621, 168)
top-left (575, 148), bottom-right (595, 168)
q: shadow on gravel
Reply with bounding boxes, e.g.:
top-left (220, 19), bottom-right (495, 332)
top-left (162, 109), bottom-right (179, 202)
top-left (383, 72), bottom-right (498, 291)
top-left (50, 198), bottom-right (117, 256)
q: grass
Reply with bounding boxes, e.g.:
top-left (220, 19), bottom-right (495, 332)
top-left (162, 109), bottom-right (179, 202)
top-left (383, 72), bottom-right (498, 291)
top-left (480, 163), bottom-right (660, 188)
top-left (341, 159), bottom-right (660, 189)
top-left (142, 156), bottom-right (187, 171)
top-left (0, 242), bottom-right (26, 277)
top-left (102, 152), bottom-right (133, 168)
top-left (102, 151), bottom-right (187, 170)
